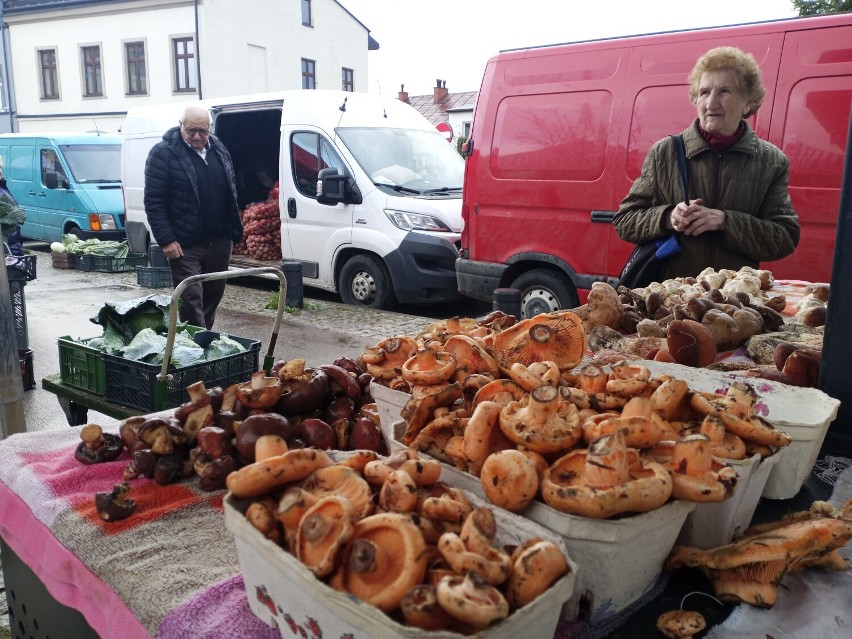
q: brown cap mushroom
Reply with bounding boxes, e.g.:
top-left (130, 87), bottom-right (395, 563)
top-left (342, 512), bottom-right (428, 612)
top-left (94, 482), bottom-right (136, 521)
top-left (75, 423), bottom-right (125, 465)
top-left (666, 319), bottom-right (717, 368)
top-left (235, 370), bottom-right (283, 410)
top-left (137, 418), bottom-right (187, 455)
top-left (178, 381), bottom-right (216, 440)
top-left (656, 610), bottom-right (706, 638)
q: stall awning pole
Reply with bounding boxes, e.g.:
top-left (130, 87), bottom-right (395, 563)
top-left (820, 106), bottom-right (852, 456)
top-left (0, 256), bottom-right (26, 439)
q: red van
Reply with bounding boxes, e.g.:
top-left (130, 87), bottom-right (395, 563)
top-left (456, 14), bottom-right (852, 317)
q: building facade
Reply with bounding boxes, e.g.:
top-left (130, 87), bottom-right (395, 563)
top-left (1, 0), bottom-right (376, 133)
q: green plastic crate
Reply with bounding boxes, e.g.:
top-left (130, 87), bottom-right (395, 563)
top-left (58, 336), bottom-right (106, 395)
top-left (102, 331), bottom-right (260, 412)
top-left (58, 324), bottom-right (205, 397)
top-left (74, 253), bottom-right (147, 272)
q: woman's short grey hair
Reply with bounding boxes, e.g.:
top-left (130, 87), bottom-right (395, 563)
top-left (688, 46), bottom-right (766, 118)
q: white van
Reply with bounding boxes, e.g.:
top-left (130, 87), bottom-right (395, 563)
top-left (121, 90), bottom-right (464, 310)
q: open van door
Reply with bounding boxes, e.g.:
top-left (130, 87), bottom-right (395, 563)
top-left (36, 144), bottom-right (70, 239)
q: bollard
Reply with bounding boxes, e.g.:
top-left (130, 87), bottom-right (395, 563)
top-left (279, 260), bottom-right (304, 309)
top-left (492, 287), bottom-right (521, 320)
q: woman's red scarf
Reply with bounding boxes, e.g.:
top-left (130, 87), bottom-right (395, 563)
top-left (697, 119), bottom-right (746, 153)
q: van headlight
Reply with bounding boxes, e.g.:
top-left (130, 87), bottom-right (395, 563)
top-left (384, 209), bottom-right (451, 232)
top-left (88, 214), bottom-right (117, 231)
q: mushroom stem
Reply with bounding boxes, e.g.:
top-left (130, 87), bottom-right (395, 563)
top-left (527, 384), bottom-right (559, 416)
top-left (529, 324), bottom-right (554, 344)
top-left (699, 416), bottom-right (726, 447)
top-left (671, 435), bottom-right (712, 477)
top-left (584, 429), bottom-right (630, 487)
top-left (81, 423), bottom-right (105, 450)
top-left (348, 538), bottom-right (388, 582)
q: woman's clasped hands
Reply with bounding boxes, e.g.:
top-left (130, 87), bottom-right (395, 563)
top-left (670, 198), bottom-right (726, 236)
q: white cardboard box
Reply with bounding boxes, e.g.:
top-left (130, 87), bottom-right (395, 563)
top-left (224, 489), bottom-right (578, 639)
top-left (371, 380), bottom-right (411, 443)
top-left (642, 361), bottom-right (840, 499)
top-left (387, 421), bottom-right (694, 624)
top-left (676, 449), bottom-right (782, 549)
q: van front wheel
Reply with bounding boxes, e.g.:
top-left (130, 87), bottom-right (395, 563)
top-left (511, 269), bottom-right (579, 319)
top-left (339, 254), bottom-right (396, 310)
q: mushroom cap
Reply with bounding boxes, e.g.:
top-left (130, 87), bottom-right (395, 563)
top-left (472, 379), bottom-right (526, 408)
top-left (499, 385), bottom-right (581, 454)
top-left (400, 381), bottom-right (464, 446)
top-left (236, 370), bottom-right (283, 409)
top-left (492, 311), bottom-right (587, 371)
top-left (342, 512), bottom-right (428, 612)
top-left (401, 349), bottom-right (458, 386)
top-left (296, 495), bottom-right (355, 578)
top-left (507, 540), bottom-right (570, 609)
top-left (436, 572), bottom-right (509, 629)
top-left (464, 400), bottom-right (516, 477)
top-left (480, 450), bottom-right (540, 513)
top-left (443, 334), bottom-right (499, 379)
top-left (75, 424), bottom-right (125, 465)
top-left (656, 610), bottom-right (706, 639)
top-left (409, 414), bottom-right (469, 462)
top-left (400, 585), bottom-right (453, 631)
top-left (666, 319), bottom-right (717, 367)
top-left (94, 482), bottom-right (136, 521)
top-left (298, 464), bottom-right (374, 520)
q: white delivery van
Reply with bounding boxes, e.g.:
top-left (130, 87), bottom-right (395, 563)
top-left (121, 90), bottom-right (464, 310)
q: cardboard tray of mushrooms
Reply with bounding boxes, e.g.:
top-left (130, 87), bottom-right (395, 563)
top-left (223, 451), bottom-right (578, 639)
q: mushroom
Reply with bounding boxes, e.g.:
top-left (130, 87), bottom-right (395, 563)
top-left (463, 400), bottom-right (516, 476)
top-left (663, 434), bottom-right (738, 502)
top-left (420, 484), bottom-right (473, 525)
top-left (235, 370), bottom-right (283, 410)
top-left (698, 415), bottom-right (747, 460)
top-left (234, 413), bottom-right (296, 462)
top-left (492, 311), bottom-right (587, 372)
top-left (378, 469), bottom-right (419, 513)
top-left (362, 335), bottom-right (418, 380)
top-left (137, 417), bottom-right (187, 455)
top-left (409, 413), bottom-right (468, 462)
top-left (479, 449), bottom-right (540, 512)
top-left (666, 319), bottom-right (717, 367)
top-left (576, 363), bottom-right (609, 394)
top-left (436, 572), bottom-right (509, 629)
top-left (253, 433), bottom-right (289, 462)
top-left (689, 395), bottom-right (792, 449)
top-left (75, 423), bottom-right (125, 464)
top-left (225, 448), bottom-right (333, 498)
top-left (401, 349), bottom-right (458, 387)
top-left (471, 378), bottom-right (525, 408)
top-left (656, 610), bottom-right (707, 639)
top-left (437, 530), bottom-right (512, 586)
top-left (363, 449), bottom-right (442, 487)
top-left (246, 499), bottom-right (282, 544)
top-left (506, 539), bottom-right (570, 609)
top-left (443, 334), bottom-right (499, 379)
top-left (573, 281), bottom-right (624, 333)
top-left (195, 425), bottom-right (234, 460)
top-left (296, 495), bottom-right (355, 578)
top-left (94, 482), bottom-right (136, 522)
top-left (276, 367), bottom-right (330, 415)
top-left (276, 487), bottom-right (319, 551)
top-left (319, 363), bottom-right (362, 402)
top-left (178, 381), bottom-right (216, 440)
top-left (400, 585), bottom-right (453, 631)
top-left (666, 516), bottom-right (852, 607)
top-left (499, 385), bottom-right (582, 454)
top-left (298, 464), bottom-right (374, 519)
top-left (541, 429), bottom-right (673, 518)
top-left (342, 512), bottom-right (429, 612)
top-left (605, 361), bottom-right (651, 397)
top-left (400, 381), bottom-right (464, 446)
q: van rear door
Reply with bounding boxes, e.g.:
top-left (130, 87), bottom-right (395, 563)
top-left (7, 142), bottom-right (43, 240)
top-left (766, 22), bottom-right (852, 283)
top-left (36, 143), bottom-right (70, 240)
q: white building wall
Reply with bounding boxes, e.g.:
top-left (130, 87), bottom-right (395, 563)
top-left (4, 0), bottom-right (371, 133)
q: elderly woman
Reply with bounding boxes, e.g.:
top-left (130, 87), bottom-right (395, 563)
top-left (613, 46), bottom-right (800, 281)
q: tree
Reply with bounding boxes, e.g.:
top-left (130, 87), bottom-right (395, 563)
top-left (791, 0), bottom-right (852, 15)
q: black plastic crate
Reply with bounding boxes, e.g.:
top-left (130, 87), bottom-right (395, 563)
top-left (74, 252), bottom-right (147, 272)
top-left (6, 254), bottom-right (37, 281)
top-left (149, 243), bottom-right (169, 268)
top-left (19, 348), bottom-right (35, 391)
top-left (9, 279), bottom-right (27, 349)
top-left (136, 266), bottom-right (172, 288)
top-left (103, 331), bottom-right (260, 412)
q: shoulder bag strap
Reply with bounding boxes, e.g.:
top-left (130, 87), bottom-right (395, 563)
top-left (670, 134), bottom-right (689, 205)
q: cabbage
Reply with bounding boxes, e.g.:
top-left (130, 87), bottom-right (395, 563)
top-left (204, 334), bottom-right (246, 360)
top-left (50, 242), bottom-right (65, 253)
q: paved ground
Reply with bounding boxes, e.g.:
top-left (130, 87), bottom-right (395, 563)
top-left (0, 247), bottom-right (488, 635)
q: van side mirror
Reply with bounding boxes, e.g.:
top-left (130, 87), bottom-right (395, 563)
top-left (44, 172), bottom-right (67, 189)
top-left (316, 167), bottom-right (362, 206)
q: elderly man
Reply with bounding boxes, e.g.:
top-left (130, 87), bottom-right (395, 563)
top-left (144, 105), bottom-right (243, 329)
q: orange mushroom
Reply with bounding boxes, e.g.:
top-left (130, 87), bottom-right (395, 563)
top-left (400, 381), bottom-right (464, 446)
top-left (506, 539), bottom-right (570, 609)
top-left (400, 584), bottom-right (453, 631)
top-left (378, 469), bottom-right (419, 513)
top-left (401, 349), bottom-right (458, 387)
top-left (605, 361), bottom-right (651, 397)
top-left (298, 464), bottom-right (374, 520)
top-left (541, 429), bottom-right (673, 518)
top-left (479, 449), bottom-right (540, 512)
top-left (472, 379), bottom-right (526, 408)
top-left (576, 363), bottom-right (609, 394)
top-left (225, 448), bottom-right (333, 498)
top-left (698, 415), bottom-right (747, 460)
top-left (362, 335), bottom-right (418, 381)
top-left (437, 529), bottom-right (512, 585)
top-left (499, 385), bottom-right (582, 454)
top-left (436, 572), bottom-right (509, 629)
top-left (342, 512), bottom-right (429, 612)
top-left (443, 334), bottom-right (499, 380)
top-left (276, 486), bottom-right (318, 551)
top-left (492, 311), bottom-right (586, 371)
top-left (664, 434), bottom-right (738, 503)
top-left (296, 495), bottom-right (355, 578)
top-left (656, 610), bottom-right (707, 639)
top-left (463, 400), bottom-right (516, 476)
top-left (363, 449), bottom-right (442, 487)
top-left (502, 360), bottom-right (561, 392)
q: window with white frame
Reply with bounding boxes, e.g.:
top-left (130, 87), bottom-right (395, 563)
top-left (302, 0), bottom-right (312, 26)
top-left (125, 41), bottom-right (147, 95)
top-left (302, 59), bottom-right (316, 89)
top-left (81, 45), bottom-right (103, 97)
top-left (173, 37), bottom-right (196, 93)
top-left (38, 48), bottom-right (60, 100)
top-left (342, 68), bottom-right (354, 92)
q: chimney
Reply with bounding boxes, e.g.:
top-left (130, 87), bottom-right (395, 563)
top-left (398, 83), bottom-right (409, 104)
top-left (433, 79), bottom-right (448, 103)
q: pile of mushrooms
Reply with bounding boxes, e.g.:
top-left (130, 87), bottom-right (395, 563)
top-left (228, 445), bottom-right (572, 633)
top-left (666, 499), bottom-right (852, 607)
top-left (372, 316), bottom-right (791, 518)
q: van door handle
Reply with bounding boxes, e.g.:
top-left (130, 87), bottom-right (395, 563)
top-left (287, 197), bottom-right (297, 219)
top-left (37, 191), bottom-right (47, 197)
top-left (591, 210), bottom-right (618, 223)
top-left (28, 190), bottom-right (36, 195)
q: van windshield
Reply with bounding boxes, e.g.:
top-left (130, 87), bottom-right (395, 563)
top-left (336, 128), bottom-right (464, 194)
top-left (59, 144), bottom-right (122, 183)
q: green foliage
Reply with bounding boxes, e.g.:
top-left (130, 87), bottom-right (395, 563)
top-left (792, 0), bottom-right (852, 15)
top-left (455, 135), bottom-right (469, 156)
top-left (265, 292), bottom-right (320, 314)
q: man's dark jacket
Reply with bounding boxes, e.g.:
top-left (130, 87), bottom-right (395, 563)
top-left (144, 126), bottom-right (243, 248)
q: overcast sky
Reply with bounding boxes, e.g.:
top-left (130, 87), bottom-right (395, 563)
top-left (339, 0), bottom-right (800, 96)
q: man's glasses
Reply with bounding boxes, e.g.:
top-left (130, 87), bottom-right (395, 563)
top-left (184, 127), bottom-right (210, 137)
